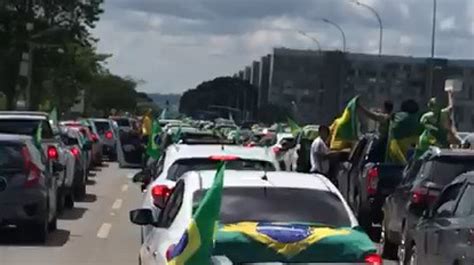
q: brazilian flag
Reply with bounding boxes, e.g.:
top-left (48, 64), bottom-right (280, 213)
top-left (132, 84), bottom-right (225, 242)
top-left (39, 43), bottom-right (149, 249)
top-left (215, 222), bottom-right (376, 263)
top-left (386, 112), bottom-right (423, 164)
top-left (414, 112), bottom-right (449, 158)
top-left (146, 120), bottom-right (161, 160)
top-left (167, 162), bottom-right (225, 265)
top-left (49, 107), bottom-right (58, 126)
top-left (330, 96), bottom-right (360, 150)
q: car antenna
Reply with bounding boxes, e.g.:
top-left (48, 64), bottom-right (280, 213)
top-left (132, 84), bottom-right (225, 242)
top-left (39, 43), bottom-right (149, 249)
top-left (261, 169), bottom-right (269, 197)
top-left (221, 144), bottom-right (224, 151)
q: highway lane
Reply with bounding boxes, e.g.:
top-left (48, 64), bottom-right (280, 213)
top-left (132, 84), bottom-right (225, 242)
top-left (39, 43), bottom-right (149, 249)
top-left (0, 162), bottom-right (397, 265)
top-left (0, 162), bottom-right (142, 265)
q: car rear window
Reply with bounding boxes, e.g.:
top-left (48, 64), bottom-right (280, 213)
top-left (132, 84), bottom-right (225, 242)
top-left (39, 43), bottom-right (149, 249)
top-left (0, 143), bottom-right (24, 169)
top-left (113, 118), bottom-right (130, 127)
top-left (167, 158), bottom-right (276, 181)
top-left (0, 119), bottom-right (54, 138)
top-left (193, 187), bottom-right (351, 227)
top-left (422, 157), bottom-right (474, 186)
top-left (94, 121), bottom-right (111, 134)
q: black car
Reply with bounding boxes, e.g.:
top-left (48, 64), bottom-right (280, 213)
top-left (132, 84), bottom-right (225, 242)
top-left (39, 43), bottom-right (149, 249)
top-left (406, 171), bottom-right (474, 264)
top-left (382, 147), bottom-right (474, 262)
top-left (0, 134), bottom-right (61, 242)
top-left (334, 134), bottom-right (404, 240)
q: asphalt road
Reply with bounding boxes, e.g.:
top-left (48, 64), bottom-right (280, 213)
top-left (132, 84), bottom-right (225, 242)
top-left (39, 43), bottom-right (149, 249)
top-left (0, 162), bottom-right (397, 265)
top-left (0, 162), bottom-right (142, 265)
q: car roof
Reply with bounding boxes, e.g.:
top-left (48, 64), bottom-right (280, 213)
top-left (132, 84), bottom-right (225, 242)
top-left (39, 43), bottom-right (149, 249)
top-left (451, 171), bottom-right (474, 185)
top-left (426, 147), bottom-right (474, 158)
top-left (90, 118), bottom-right (111, 122)
top-left (185, 170), bottom-right (336, 192)
top-left (0, 113), bottom-right (47, 120)
top-left (163, 144), bottom-right (276, 170)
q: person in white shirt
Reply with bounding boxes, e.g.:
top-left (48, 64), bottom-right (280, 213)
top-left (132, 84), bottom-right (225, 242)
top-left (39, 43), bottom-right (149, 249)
top-left (310, 125), bottom-right (332, 175)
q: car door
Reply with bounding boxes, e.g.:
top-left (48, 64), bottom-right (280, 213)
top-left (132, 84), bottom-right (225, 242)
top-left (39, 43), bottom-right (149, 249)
top-left (142, 180), bottom-right (185, 265)
top-left (385, 158), bottom-right (422, 238)
top-left (422, 183), bottom-right (464, 265)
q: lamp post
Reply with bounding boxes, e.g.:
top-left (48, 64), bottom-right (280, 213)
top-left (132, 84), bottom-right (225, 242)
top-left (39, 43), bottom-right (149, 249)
top-left (352, 1), bottom-right (383, 56)
top-left (322, 18), bottom-right (346, 52)
top-left (296, 30), bottom-right (322, 53)
top-left (429, 0), bottom-right (438, 98)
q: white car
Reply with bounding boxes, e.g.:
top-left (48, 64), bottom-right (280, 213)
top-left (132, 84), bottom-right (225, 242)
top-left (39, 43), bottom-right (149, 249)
top-left (138, 144), bottom-right (280, 240)
top-left (130, 171), bottom-right (381, 265)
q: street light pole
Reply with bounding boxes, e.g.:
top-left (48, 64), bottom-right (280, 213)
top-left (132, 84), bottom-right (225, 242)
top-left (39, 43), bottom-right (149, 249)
top-left (322, 18), bottom-right (346, 52)
top-left (352, 1), bottom-right (383, 56)
top-left (296, 30), bottom-right (322, 53)
top-left (429, 0), bottom-right (438, 98)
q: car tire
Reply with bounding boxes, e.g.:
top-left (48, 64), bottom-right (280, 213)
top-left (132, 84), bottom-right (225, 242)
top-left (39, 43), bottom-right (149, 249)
top-left (381, 223), bottom-right (398, 260)
top-left (74, 184), bottom-right (86, 200)
top-left (30, 220), bottom-right (49, 243)
top-left (406, 243), bottom-right (417, 265)
top-left (48, 215), bottom-right (57, 231)
top-left (65, 192), bottom-right (74, 209)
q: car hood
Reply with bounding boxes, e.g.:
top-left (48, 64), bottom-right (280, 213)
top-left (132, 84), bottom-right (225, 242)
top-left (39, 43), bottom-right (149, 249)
top-left (213, 222), bottom-right (376, 264)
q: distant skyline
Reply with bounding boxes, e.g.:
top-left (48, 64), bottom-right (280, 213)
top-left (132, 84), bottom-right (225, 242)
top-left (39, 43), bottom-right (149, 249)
top-left (93, 0), bottom-right (474, 94)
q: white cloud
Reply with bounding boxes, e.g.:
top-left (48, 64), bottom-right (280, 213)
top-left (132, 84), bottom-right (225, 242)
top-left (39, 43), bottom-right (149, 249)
top-left (94, 0), bottom-right (474, 93)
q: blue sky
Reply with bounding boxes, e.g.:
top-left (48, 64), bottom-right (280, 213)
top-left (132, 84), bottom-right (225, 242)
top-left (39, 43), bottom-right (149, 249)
top-left (93, 0), bottom-right (474, 93)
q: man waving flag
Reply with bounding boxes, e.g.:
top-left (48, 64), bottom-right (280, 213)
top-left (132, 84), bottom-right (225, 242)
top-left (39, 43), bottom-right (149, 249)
top-left (146, 120), bottom-right (162, 160)
top-left (167, 162), bottom-right (226, 265)
top-left (330, 96), bottom-right (360, 150)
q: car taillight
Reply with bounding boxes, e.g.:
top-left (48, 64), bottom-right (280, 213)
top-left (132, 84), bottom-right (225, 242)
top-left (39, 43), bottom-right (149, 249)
top-left (22, 147), bottom-right (41, 188)
top-left (367, 167), bottom-right (379, 196)
top-left (91, 133), bottom-right (99, 142)
top-left (364, 253), bottom-right (382, 265)
top-left (165, 244), bottom-right (175, 261)
top-left (105, 131), bottom-right (113, 139)
top-left (151, 185), bottom-right (172, 208)
top-left (411, 186), bottom-right (438, 205)
top-left (208, 155), bottom-right (239, 161)
top-left (47, 146), bottom-right (59, 160)
top-left (272, 146), bottom-right (281, 154)
top-left (70, 147), bottom-right (80, 157)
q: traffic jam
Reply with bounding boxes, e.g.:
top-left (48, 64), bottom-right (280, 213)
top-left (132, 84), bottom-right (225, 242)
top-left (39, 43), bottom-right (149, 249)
top-left (1, 111), bottom-right (474, 265)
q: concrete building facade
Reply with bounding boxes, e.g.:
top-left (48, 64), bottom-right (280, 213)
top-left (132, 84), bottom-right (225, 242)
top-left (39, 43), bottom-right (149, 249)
top-left (236, 48), bottom-right (474, 129)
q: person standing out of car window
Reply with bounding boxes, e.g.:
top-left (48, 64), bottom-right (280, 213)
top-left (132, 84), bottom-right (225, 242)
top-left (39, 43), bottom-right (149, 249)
top-left (310, 125), bottom-right (335, 176)
top-left (357, 100), bottom-right (394, 140)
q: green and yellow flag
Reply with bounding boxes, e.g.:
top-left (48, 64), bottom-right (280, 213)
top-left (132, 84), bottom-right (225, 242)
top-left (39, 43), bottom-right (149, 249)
top-left (146, 120), bottom-right (162, 160)
top-left (330, 96), bottom-right (360, 150)
top-left (167, 162), bottom-right (226, 265)
top-left (49, 107), bottom-right (58, 126)
top-left (287, 118), bottom-right (301, 137)
top-left (386, 112), bottom-right (423, 164)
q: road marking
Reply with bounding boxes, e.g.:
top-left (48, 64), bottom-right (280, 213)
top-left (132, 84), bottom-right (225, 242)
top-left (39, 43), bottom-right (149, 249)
top-left (121, 184), bottom-right (129, 192)
top-left (112, 199), bottom-right (123, 210)
top-left (97, 223), bottom-right (112, 239)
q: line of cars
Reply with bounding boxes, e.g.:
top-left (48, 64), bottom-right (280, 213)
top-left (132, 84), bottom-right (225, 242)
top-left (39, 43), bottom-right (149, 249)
top-left (129, 121), bottom-right (384, 264)
top-left (0, 111), bottom-right (128, 242)
top-left (332, 132), bottom-right (474, 264)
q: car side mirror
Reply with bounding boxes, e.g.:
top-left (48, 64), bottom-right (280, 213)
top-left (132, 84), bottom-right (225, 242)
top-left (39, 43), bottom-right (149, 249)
top-left (129, 209), bottom-right (157, 226)
top-left (53, 162), bottom-right (65, 173)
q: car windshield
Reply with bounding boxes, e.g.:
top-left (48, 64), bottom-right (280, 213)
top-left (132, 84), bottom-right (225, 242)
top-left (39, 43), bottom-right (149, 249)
top-left (94, 121), bottom-right (111, 134)
top-left (422, 157), bottom-right (474, 186)
top-left (167, 158), bottom-right (276, 181)
top-left (0, 119), bottom-right (41, 136)
top-left (193, 187), bottom-right (351, 227)
top-left (0, 143), bottom-right (24, 170)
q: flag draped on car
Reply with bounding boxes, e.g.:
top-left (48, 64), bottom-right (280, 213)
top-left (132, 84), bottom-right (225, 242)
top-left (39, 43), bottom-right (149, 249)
top-left (386, 112), bottom-right (423, 164)
top-left (146, 120), bottom-right (161, 160)
top-left (215, 222), bottom-right (376, 263)
top-left (330, 96), bottom-right (360, 150)
top-left (167, 162), bottom-right (226, 265)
